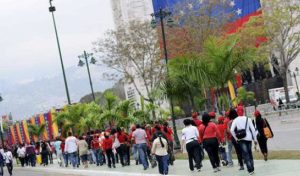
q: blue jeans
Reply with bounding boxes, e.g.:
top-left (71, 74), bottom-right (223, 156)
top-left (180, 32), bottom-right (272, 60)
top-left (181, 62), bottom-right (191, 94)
top-left (239, 140), bottom-right (254, 173)
top-left (156, 155), bottom-right (169, 175)
top-left (63, 153), bottom-right (68, 167)
top-left (0, 162), bottom-right (3, 176)
top-left (132, 144), bottom-right (139, 161)
top-left (93, 149), bottom-right (103, 165)
top-left (68, 152), bottom-right (78, 168)
top-left (226, 141), bottom-right (233, 165)
top-left (137, 143), bottom-right (149, 169)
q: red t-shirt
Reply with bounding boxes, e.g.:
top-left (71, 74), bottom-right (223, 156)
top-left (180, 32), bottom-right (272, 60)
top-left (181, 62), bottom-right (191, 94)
top-left (91, 139), bottom-right (100, 150)
top-left (217, 124), bottom-right (226, 142)
top-left (198, 122), bottom-right (221, 143)
top-left (102, 137), bottom-right (113, 151)
top-left (146, 128), bottom-right (153, 141)
top-left (163, 127), bottom-right (174, 141)
top-left (117, 132), bottom-right (128, 143)
top-left (193, 118), bottom-right (202, 127)
top-left (60, 143), bottom-right (65, 153)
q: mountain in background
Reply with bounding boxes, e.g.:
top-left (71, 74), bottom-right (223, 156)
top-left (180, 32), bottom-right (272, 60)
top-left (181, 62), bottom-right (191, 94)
top-left (0, 66), bottom-right (115, 120)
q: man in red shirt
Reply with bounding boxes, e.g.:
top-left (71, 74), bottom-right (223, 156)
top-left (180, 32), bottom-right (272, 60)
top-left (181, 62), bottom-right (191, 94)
top-left (91, 135), bottom-right (103, 166)
top-left (102, 132), bottom-right (115, 168)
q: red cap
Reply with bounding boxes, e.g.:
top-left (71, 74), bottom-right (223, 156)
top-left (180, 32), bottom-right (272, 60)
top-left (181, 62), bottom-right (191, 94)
top-left (209, 112), bottom-right (216, 118)
top-left (254, 110), bottom-right (261, 117)
top-left (237, 106), bottom-right (244, 116)
top-left (218, 116), bottom-right (225, 122)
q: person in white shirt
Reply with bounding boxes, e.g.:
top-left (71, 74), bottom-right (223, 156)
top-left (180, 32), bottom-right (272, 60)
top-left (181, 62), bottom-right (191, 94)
top-left (64, 132), bottom-right (78, 168)
top-left (17, 144), bottom-right (26, 167)
top-left (181, 119), bottom-right (202, 172)
top-left (3, 148), bottom-right (13, 176)
top-left (151, 132), bottom-right (169, 175)
top-left (230, 106), bottom-right (257, 175)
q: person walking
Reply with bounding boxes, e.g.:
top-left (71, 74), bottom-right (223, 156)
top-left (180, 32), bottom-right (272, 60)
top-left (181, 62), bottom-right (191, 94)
top-left (40, 141), bottom-right (50, 166)
top-left (25, 142), bottom-right (36, 167)
top-left (162, 122), bottom-right (174, 165)
top-left (54, 137), bottom-right (63, 167)
top-left (199, 113), bottom-right (222, 173)
top-left (151, 131), bottom-right (169, 175)
top-left (182, 119), bottom-right (202, 172)
top-left (64, 132), bottom-right (79, 169)
top-left (102, 132), bottom-right (115, 168)
top-left (227, 109), bottom-right (244, 169)
top-left (3, 148), bottom-right (13, 176)
top-left (115, 127), bottom-right (128, 167)
top-left (231, 106), bottom-right (257, 175)
top-left (129, 125), bottom-right (139, 165)
top-left (253, 110), bottom-right (274, 161)
top-left (217, 116), bottom-right (228, 166)
top-left (132, 124), bottom-right (149, 170)
top-left (17, 144), bottom-right (26, 167)
top-left (91, 134), bottom-right (103, 166)
top-left (77, 136), bottom-right (89, 168)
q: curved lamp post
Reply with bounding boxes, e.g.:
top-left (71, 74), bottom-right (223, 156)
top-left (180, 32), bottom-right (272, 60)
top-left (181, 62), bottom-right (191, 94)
top-left (78, 51), bottom-right (97, 102)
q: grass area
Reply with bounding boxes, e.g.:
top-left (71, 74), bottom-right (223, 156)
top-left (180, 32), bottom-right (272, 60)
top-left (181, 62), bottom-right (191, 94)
top-left (175, 150), bottom-right (300, 160)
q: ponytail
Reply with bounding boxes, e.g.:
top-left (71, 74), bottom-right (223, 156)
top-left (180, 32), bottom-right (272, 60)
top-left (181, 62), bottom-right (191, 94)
top-left (159, 136), bottom-right (165, 148)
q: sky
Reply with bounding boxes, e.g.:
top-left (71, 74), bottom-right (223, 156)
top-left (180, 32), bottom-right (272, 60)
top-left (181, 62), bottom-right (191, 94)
top-left (0, 0), bottom-right (115, 119)
top-left (0, 0), bottom-right (114, 82)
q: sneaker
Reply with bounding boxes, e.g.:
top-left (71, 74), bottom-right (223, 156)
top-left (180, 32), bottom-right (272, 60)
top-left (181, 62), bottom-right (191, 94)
top-left (113, 165), bottom-right (116, 168)
top-left (217, 167), bottom-right (221, 171)
top-left (249, 171), bottom-right (255, 175)
top-left (214, 168), bottom-right (218, 173)
top-left (197, 168), bottom-right (201, 172)
top-left (239, 167), bottom-right (245, 170)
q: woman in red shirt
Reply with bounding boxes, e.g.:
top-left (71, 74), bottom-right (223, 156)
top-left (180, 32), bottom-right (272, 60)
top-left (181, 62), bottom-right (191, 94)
top-left (163, 122), bottom-right (174, 165)
top-left (199, 113), bottom-right (221, 173)
top-left (102, 132), bottom-right (115, 168)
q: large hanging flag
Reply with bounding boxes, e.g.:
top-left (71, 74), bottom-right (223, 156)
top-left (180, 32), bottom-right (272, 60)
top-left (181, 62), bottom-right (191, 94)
top-left (39, 114), bottom-right (49, 141)
top-left (44, 112), bottom-right (53, 140)
top-left (30, 117), bottom-right (38, 142)
top-left (14, 124), bottom-right (20, 144)
top-left (51, 108), bottom-right (59, 139)
top-left (22, 120), bottom-right (30, 144)
top-left (9, 126), bottom-right (16, 145)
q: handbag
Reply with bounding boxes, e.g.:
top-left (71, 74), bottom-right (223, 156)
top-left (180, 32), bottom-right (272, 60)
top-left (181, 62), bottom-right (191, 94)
top-left (263, 119), bottom-right (273, 139)
top-left (112, 134), bottom-right (121, 149)
top-left (235, 117), bottom-right (248, 140)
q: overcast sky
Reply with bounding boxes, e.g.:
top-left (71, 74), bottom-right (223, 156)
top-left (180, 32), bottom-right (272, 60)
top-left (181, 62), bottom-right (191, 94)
top-left (0, 0), bottom-right (114, 83)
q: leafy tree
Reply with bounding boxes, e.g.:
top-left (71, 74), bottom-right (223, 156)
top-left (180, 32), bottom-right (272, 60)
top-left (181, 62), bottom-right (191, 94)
top-left (260, 0), bottom-right (300, 103)
top-left (94, 21), bottom-right (164, 119)
top-left (234, 87), bottom-right (255, 106)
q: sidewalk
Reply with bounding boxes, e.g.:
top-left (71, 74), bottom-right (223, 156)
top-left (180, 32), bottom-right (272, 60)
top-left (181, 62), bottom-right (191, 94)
top-left (16, 159), bottom-right (300, 176)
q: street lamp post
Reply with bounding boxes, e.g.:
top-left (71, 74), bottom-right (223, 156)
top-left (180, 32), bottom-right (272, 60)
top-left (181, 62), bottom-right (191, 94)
top-left (0, 95), bottom-right (5, 146)
top-left (289, 67), bottom-right (300, 100)
top-left (78, 51), bottom-right (97, 102)
top-left (151, 9), bottom-right (181, 149)
top-left (49, 0), bottom-right (71, 105)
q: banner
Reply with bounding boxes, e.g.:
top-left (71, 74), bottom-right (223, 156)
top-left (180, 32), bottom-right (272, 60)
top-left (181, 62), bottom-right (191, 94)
top-left (50, 109), bottom-right (59, 139)
top-left (228, 81), bottom-right (237, 106)
top-left (30, 117), bottom-right (38, 142)
top-left (9, 126), bottom-right (16, 145)
top-left (22, 120), bottom-right (30, 144)
top-left (39, 114), bottom-right (49, 141)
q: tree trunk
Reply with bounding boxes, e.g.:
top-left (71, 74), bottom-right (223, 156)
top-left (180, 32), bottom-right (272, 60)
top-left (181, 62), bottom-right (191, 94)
top-left (170, 97), bottom-right (181, 150)
top-left (283, 71), bottom-right (290, 103)
top-left (149, 99), bottom-right (156, 120)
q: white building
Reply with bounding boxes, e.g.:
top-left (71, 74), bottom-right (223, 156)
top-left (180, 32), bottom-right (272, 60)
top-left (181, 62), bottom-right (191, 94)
top-left (110, 0), bottom-right (155, 109)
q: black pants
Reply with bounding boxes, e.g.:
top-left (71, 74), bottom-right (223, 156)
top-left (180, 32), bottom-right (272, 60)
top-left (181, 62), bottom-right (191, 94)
top-left (125, 145), bottom-right (130, 165)
top-left (258, 136), bottom-right (268, 154)
top-left (106, 149), bottom-right (115, 167)
top-left (186, 140), bottom-right (201, 171)
top-left (203, 138), bottom-right (220, 169)
top-left (41, 151), bottom-right (49, 165)
top-left (19, 157), bottom-right (25, 167)
top-left (232, 138), bottom-right (244, 167)
top-left (6, 162), bottom-right (13, 175)
top-left (116, 144), bottom-right (126, 166)
top-left (49, 152), bottom-right (53, 164)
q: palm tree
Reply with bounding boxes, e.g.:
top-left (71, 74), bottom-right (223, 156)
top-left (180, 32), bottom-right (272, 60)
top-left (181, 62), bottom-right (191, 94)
top-left (28, 124), bottom-right (46, 141)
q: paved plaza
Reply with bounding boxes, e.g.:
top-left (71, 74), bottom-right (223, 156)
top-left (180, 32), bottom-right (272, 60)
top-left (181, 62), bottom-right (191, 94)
top-left (10, 159), bottom-right (300, 176)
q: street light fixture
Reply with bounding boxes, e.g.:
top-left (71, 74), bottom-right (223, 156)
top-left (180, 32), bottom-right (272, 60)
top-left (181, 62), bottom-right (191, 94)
top-left (151, 9), bottom-right (181, 149)
top-left (49, 0), bottom-right (71, 105)
top-left (78, 51), bottom-right (96, 102)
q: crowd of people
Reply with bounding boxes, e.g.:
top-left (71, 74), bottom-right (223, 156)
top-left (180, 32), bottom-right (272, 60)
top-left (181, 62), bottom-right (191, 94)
top-left (0, 105), bottom-right (274, 176)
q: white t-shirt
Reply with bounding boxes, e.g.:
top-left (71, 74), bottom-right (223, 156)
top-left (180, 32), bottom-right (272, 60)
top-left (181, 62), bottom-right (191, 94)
top-left (4, 151), bottom-right (13, 163)
top-left (182, 125), bottom-right (199, 144)
top-left (17, 147), bottom-right (26, 158)
top-left (230, 116), bottom-right (257, 142)
top-left (64, 136), bottom-right (78, 153)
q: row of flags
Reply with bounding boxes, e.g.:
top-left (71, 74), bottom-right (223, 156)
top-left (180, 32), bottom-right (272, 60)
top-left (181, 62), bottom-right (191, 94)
top-left (7, 109), bottom-right (60, 145)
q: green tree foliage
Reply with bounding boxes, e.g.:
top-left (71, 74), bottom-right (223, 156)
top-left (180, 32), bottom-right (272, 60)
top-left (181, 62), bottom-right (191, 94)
top-left (28, 124), bottom-right (46, 140)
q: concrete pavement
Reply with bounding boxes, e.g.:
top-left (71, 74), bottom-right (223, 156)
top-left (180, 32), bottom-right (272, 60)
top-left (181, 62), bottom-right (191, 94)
top-left (13, 159), bottom-right (300, 176)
